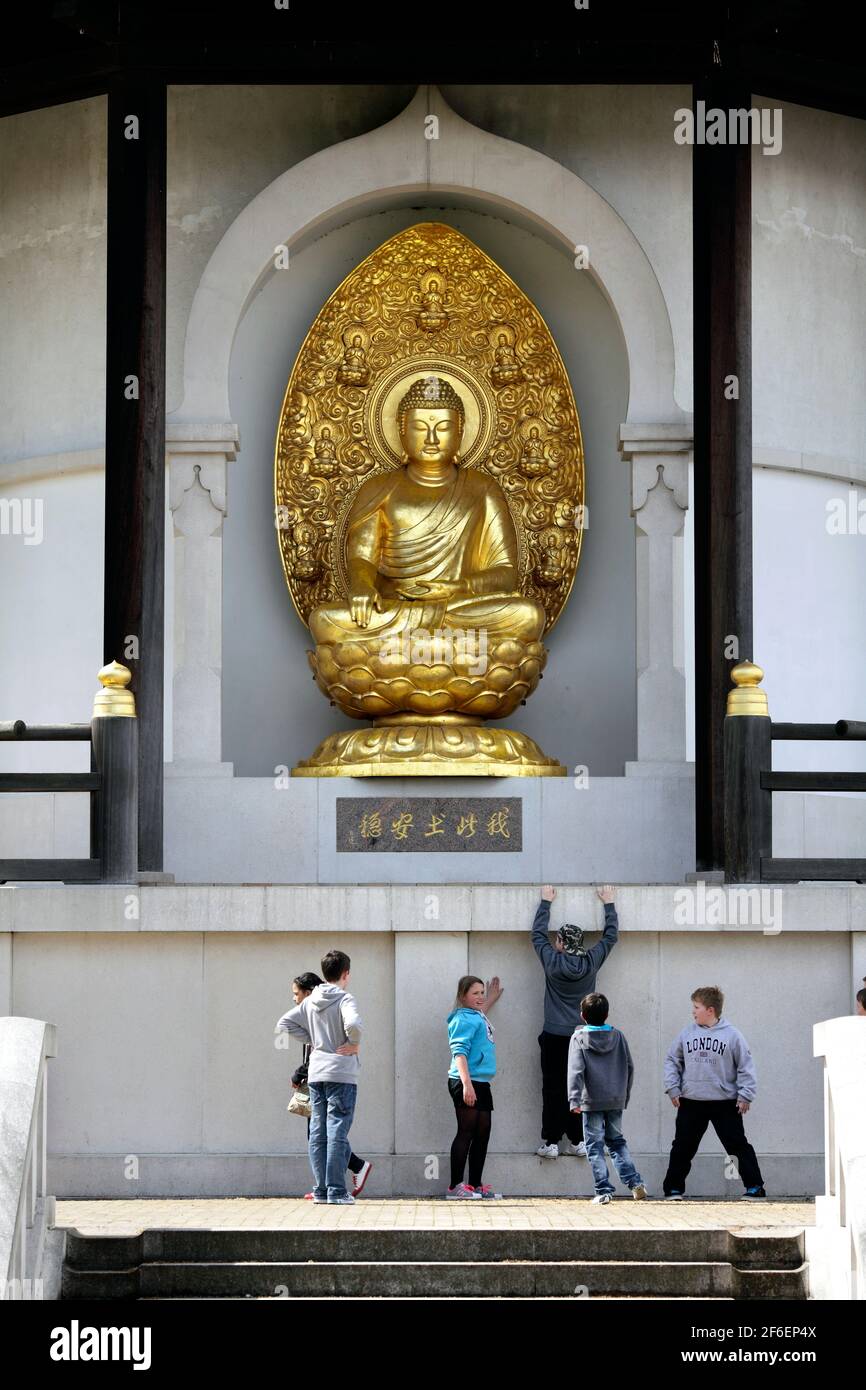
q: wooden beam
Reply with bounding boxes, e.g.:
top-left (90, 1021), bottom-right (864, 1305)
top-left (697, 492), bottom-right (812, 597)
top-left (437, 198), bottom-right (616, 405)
top-left (0, 774), bottom-right (99, 792)
top-left (762, 772), bottom-right (866, 792)
top-left (762, 859), bottom-right (866, 883)
top-left (724, 711), bottom-right (771, 883)
top-left (693, 80), bottom-right (754, 871)
top-left (0, 724), bottom-right (91, 741)
top-left (771, 722), bottom-right (866, 740)
top-left (103, 76), bottom-right (166, 872)
top-left (0, 860), bottom-right (101, 883)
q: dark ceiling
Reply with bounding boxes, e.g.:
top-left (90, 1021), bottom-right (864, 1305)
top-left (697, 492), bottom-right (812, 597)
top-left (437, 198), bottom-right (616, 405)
top-left (1, 0), bottom-right (863, 120)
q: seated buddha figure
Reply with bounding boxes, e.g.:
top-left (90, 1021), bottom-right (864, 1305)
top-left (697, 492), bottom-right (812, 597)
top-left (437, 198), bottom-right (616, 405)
top-left (309, 377), bottom-right (545, 651)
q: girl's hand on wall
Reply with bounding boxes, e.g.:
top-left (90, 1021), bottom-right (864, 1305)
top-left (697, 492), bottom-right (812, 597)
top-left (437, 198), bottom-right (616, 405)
top-left (484, 976), bottom-right (503, 1007)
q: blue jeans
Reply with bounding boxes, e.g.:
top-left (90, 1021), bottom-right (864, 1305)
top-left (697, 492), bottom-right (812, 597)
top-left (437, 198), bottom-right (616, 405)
top-left (308, 1081), bottom-right (357, 1201)
top-left (583, 1110), bottom-right (643, 1196)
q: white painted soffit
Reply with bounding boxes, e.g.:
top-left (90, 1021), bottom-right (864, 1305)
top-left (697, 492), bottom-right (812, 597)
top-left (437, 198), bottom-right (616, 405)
top-left (171, 84), bottom-right (683, 429)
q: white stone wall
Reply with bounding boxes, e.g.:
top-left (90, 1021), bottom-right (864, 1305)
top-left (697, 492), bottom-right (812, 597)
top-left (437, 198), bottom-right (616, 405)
top-left (2, 884), bottom-right (862, 1197)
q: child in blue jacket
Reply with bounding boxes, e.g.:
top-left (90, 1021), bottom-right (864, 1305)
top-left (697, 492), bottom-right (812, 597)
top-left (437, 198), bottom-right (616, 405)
top-left (446, 974), bottom-right (503, 1199)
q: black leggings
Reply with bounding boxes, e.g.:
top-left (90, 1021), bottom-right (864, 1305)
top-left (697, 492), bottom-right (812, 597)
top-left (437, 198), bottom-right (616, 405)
top-left (450, 1105), bottom-right (492, 1189)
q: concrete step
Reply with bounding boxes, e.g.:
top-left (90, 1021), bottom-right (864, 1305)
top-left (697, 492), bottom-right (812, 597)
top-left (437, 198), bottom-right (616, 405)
top-left (64, 1225), bottom-right (806, 1269)
top-left (140, 1295), bottom-right (737, 1301)
top-left (64, 1258), bottom-right (807, 1300)
top-left (61, 1226), bottom-right (808, 1300)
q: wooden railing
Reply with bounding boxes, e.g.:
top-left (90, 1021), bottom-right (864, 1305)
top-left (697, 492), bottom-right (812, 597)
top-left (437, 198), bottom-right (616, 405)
top-left (724, 663), bottom-right (866, 883)
top-left (0, 663), bottom-right (138, 885)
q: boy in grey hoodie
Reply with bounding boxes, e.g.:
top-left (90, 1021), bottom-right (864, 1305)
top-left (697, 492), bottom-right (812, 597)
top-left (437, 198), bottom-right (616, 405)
top-left (276, 949), bottom-right (362, 1204)
top-left (662, 985), bottom-right (765, 1200)
top-left (567, 992), bottom-right (647, 1203)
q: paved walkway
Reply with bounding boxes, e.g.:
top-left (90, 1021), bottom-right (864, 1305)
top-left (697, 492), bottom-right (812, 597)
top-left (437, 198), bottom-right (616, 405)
top-left (56, 1197), bottom-right (815, 1235)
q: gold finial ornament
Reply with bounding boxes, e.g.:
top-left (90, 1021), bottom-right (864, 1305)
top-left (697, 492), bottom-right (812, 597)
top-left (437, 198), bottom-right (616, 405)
top-left (726, 660), bottom-right (769, 717)
top-left (275, 223), bottom-right (585, 776)
top-left (92, 661), bottom-right (136, 718)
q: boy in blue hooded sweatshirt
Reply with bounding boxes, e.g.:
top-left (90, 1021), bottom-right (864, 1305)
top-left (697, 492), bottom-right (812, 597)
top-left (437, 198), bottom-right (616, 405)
top-left (446, 974), bottom-right (503, 1199)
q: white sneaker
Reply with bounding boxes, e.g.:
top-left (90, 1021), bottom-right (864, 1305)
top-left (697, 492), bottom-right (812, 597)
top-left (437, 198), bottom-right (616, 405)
top-left (559, 1139), bottom-right (584, 1157)
top-left (446, 1183), bottom-right (482, 1200)
top-left (536, 1142), bottom-right (559, 1159)
top-left (592, 1193), bottom-right (612, 1204)
top-left (328, 1193), bottom-right (355, 1205)
top-left (351, 1160), bottom-right (373, 1197)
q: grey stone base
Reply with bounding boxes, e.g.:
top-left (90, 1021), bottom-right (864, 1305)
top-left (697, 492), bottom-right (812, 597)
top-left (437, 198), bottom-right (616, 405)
top-left (50, 1153), bottom-right (820, 1201)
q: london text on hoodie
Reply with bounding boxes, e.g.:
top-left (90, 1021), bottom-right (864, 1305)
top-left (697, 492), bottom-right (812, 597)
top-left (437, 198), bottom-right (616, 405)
top-left (664, 1017), bottom-right (757, 1103)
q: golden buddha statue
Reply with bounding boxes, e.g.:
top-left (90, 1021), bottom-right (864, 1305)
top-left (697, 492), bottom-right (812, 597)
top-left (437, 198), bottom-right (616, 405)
top-left (296, 376), bottom-right (561, 774)
top-left (275, 221), bottom-right (586, 776)
top-left (310, 377), bottom-right (543, 650)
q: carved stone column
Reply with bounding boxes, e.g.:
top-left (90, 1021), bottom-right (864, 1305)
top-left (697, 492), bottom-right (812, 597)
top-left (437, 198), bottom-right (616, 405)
top-left (166, 422), bottom-right (239, 776)
top-left (619, 424), bottom-right (693, 775)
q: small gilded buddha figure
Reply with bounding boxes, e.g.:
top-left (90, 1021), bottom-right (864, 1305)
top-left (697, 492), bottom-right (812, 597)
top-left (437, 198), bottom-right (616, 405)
top-left (490, 332), bottom-right (522, 387)
top-left (417, 275), bottom-right (449, 333)
top-left (534, 530), bottom-right (567, 586)
top-left (310, 425), bottom-right (338, 477)
top-left (289, 520), bottom-right (320, 582)
top-left (309, 377), bottom-right (545, 648)
top-left (338, 333), bottom-right (370, 387)
top-left (522, 424), bottom-right (548, 476)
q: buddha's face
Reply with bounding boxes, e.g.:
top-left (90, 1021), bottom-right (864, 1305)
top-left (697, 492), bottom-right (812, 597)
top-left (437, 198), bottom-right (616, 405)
top-left (400, 407), bottom-right (462, 467)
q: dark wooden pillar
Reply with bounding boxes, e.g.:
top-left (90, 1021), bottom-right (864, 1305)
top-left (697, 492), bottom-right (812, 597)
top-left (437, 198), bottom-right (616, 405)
top-left (103, 77), bottom-right (167, 872)
top-left (692, 81), bottom-right (754, 871)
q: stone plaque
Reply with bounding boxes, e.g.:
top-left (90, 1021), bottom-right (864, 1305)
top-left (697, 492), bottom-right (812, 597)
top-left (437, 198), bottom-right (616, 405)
top-left (336, 798), bottom-right (522, 852)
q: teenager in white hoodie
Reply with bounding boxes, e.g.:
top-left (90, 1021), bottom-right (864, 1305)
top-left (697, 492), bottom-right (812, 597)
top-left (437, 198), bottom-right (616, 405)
top-left (277, 950), bottom-right (362, 1205)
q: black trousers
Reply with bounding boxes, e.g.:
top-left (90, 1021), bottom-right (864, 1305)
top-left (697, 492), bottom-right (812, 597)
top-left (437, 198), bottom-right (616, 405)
top-left (663, 1098), bottom-right (763, 1193)
top-left (538, 1031), bottom-right (583, 1144)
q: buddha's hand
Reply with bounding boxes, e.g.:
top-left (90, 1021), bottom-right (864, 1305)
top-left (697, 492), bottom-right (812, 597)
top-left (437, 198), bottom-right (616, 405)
top-left (350, 584), bottom-right (383, 627)
top-left (393, 580), bottom-right (432, 600)
top-left (394, 579), bottom-right (467, 601)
